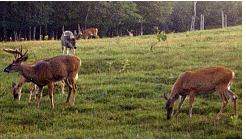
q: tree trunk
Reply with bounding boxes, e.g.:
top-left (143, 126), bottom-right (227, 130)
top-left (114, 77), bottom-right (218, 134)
top-left (225, 14), bottom-right (227, 27)
top-left (200, 14), bottom-right (204, 30)
top-left (33, 26), bottom-right (36, 40)
top-left (19, 30), bottom-right (21, 41)
top-left (3, 26), bottom-right (7, 41)
top-left (24, 31), bottom-right (27, 41)
top-left (222, 11), bottom-right (224, 28)
top-left (52, 31), bottom-right (54, 40)
top-left (190, 1), bottom-right (197, 31)
top-left (45, 24), bottom-right (47, 36)
top-left (13, 31), bottom-right (18, 41)
top-left (84, 4), bottom-right (91, 29)
top-left (39, 26), bottom-right (42, 40)
top-left (140, 22), bottom-right (143, 36)
top-left (29, 26), bottom-right (31, 40)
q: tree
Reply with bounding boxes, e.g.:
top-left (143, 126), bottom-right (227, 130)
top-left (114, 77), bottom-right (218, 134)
top-left (135, 1), bottom-right (173, 35)
top-left (0, 1), bottom-right (242, 41)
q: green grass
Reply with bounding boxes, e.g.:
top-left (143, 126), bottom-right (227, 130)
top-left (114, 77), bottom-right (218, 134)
top-left (0, 26), bottom-right (242, 138)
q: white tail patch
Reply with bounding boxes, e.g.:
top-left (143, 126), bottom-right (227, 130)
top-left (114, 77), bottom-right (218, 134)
top-left (75, 73), bottom-right (79, 80)
top-left (227, 72), bottom-right (235, 90)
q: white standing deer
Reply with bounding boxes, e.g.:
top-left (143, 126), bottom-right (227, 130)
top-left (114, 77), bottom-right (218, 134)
top-left (4, 46), bottom-right (81, 108)
top-left (11, 58), bottom-right (65, 102)
top-left (163, 66), bottom-right (238, 120)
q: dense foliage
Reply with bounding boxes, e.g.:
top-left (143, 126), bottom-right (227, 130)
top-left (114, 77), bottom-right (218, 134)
top-left (0, 1), bottom-right (242, 41)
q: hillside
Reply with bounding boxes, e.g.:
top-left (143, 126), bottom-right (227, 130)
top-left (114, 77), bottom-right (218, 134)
top-left (0, 26), bottom-right (242, 138)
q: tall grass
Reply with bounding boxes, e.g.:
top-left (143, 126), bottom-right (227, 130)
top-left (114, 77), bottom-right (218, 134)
top-left (0, 26), bottom-right (242, 138)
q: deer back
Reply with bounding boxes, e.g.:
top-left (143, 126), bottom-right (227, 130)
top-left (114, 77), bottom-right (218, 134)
top-left (25, 55), bottom-right (81, 86)
top-left (176, 66), bottom-right (233, 95)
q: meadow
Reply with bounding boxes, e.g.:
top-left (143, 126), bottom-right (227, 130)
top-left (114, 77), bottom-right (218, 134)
top-left (0, 26), bottom-right (242, 138)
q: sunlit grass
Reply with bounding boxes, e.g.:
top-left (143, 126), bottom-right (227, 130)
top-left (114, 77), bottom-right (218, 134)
top-left (0, 26), bottom-right (242, 138)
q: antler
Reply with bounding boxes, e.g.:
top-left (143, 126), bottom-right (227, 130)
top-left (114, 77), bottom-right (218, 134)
top-left (4, 45), bottom-right (28, 59)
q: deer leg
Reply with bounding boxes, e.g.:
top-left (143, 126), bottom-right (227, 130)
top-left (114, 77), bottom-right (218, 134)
top-left (225, 89), bottom-right (237, 114)
top-left (62, 45), bottom-right (65, 55)
top-left (71, 78), bottom-right (77, 106)
top-left (48, 82), bottom-right (54, 109)
top-left (36, 86), bottom-right (43, 108)
top-left (28, 83), bottom-right (36, 102)
top-left (60, 80), bottom-right (65, 95)
top-left (175, 95), bottom-right (187, 117)
top-left (53, 82), bottom-right (58, 92)
top-left (65, 79), bottom-right (73, 104)
top-left (32, 84), bottom-right (37, 101)
top-left (73, 48), bottom-right (75, 55)
top-left (216, 88), bottom-right (228, 120)
top-left (67, 48), bottom-right (70, 55)
top-left (189, 91), bottom-right (196, 118)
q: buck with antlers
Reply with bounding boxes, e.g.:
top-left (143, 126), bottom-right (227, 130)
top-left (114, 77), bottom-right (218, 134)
top-left (81, 28), bottom-right (99, 39)
top-left (11, 58), bottom-right (65, 102)
top-left (4, 46), bottom-right (81, 108)
top-left (163, 66), bottom-right (238, 120)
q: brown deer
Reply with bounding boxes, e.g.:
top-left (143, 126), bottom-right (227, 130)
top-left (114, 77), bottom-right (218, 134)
top-left (82, 28), bottom-right (99, 39)
top-left (4, 46), bottom-right (81, 108)
top-left (11, 58), bottom-right (65, 102)
top-left (163, 66), bottom-right (238, 120)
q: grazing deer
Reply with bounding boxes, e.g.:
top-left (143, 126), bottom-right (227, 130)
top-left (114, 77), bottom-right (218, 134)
top-left (11, 58), bottom-right (65, 102)
top-left (127, 29), bottom-right (133, 37)
top-left (163, 66), bottom-right (238, 120)
top-left (61, 26), bottom-right (77, 55)
top-left (81, 28), bottom-right (99, 39)
top-left (4, 46), bottom-right (81, 109)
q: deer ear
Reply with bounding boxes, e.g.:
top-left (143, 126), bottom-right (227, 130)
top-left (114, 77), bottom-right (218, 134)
top-left (12, 82), bottom-right (16, 88)
top-left (163, 92), bottom-right (169, 100)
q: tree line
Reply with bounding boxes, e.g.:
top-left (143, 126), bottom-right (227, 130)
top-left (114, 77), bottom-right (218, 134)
top-left (0, 1), bottom-right (242, 41)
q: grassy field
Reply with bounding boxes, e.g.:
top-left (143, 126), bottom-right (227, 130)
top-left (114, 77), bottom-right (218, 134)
top-left (0, 26), bottom-right (242, 138)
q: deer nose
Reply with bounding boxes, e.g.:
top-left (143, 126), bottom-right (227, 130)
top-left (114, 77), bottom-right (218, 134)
top-left (3, 68), bottom-right (10, 73)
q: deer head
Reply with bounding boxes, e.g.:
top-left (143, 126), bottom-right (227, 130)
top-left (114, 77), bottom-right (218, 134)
top-left (12, 82), bottom-right (22, 100)
top-left (3, 46), bottom-right (28, 74)
top-left (164, 92), bottom-right (179, 120)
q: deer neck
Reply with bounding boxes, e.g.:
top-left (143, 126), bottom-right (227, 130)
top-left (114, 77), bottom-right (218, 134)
top-left (18, 64), bottom-right (37, 83)
top-left (17, 76), bottom-right (26, 89)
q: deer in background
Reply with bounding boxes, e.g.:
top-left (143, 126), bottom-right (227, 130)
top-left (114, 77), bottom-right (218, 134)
top-left (127, 29), bottom-right (133, 37)
top-left (163, 66), bottom-right (238, 120)
top-left (4, 46), bottom-right (81, 108)
top-left (81, 28), bottom-right (99, 39)
top-left (11, 58), bottom-right (65, 102)
top-left (61, 26), bottom-right (78, 55)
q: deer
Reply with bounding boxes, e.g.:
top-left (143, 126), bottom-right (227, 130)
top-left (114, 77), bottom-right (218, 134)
top-left (3, 46), bottom-right (81, 109)
top-left (11, 58), bottom-right (65, 102)
top-left (81, 28), bottom-right (99, 39)
top-left (61, 26), bottom-right (80, 55)
top-left (163, 66), bottom-right (238, 120)
top-left (127, 29), bottom-right (133, 37)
